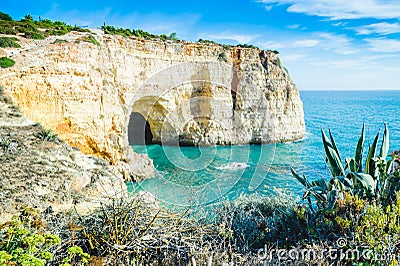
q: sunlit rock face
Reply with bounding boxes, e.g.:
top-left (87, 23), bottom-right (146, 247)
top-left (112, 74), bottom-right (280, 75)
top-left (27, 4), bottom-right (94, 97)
top-left (0, 31), bottom-right (305, 180)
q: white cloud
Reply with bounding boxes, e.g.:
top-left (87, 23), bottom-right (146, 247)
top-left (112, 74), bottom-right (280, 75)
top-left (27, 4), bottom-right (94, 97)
top-left (261, 40), bottom-right (286, 49)
top-left (316, 59), bottom-right (379, 70)
top-left (332, 22), bottom-right (347, 27)
top-left (257, 0), bottom-right (400, 20)
top-left (365, 38), bottom-right (400, 53)
top-left (281, 54), bottom-right (308, 61)
top-left (261, 32), bottom-right (355, 53)
top-left (287, 24), bottom-right (300, 29)
top-left (352, 22), bottom-right (400, 35)
top-left (205, 33), bottom-right (259, 44)
top-left (264, 5), bottom-right (273, 11)
top-left (286, 24), bottom-right (307, 30)
top-left (293, 39), bottom-right (320, 47)
top-left (314, 32), bottom-right (356, 54)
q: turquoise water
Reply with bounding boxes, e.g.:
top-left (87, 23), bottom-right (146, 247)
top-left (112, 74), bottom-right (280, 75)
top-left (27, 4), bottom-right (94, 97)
top-left (130, 91), bottom-right (400, 206)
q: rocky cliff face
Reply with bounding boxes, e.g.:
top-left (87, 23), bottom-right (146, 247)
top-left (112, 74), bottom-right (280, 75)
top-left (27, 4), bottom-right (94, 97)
top-left (0, 88), bottom-right (126, 222)
top-left (0, 31), bottom-right (305, 180)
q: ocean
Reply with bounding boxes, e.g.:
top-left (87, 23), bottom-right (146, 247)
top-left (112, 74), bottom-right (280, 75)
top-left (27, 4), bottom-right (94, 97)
top-left (130, 90), bottom-right (400, 207)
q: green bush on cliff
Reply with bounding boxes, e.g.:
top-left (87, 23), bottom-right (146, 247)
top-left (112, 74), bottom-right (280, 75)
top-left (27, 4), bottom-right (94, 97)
top-left (0, 15), bottom-right (89, 39)
top-left (0, 207), bottom-right (61, 265)
top-left (37, 127), bottom-right (58, 142)
top-left (198, 38), bottom-right (217, 44)
top-left (0, 57), bottom-right (15, 68)
top-left (0, 36), bottom-right (20, 48)
top-left (236, 43), bottom-right (259, 49)
top-left (80, 34), bottom-right (100, 46)
top-left (218, 52), bottom-right (228, 62)
top-left (101, 24), bottom-right (181, 42)
top-left (0, 12), bottom-right (12, 21)
top-left (0, 207), bottom-right (90, 266)
top-left (274, 57), bottom-right (281, 67)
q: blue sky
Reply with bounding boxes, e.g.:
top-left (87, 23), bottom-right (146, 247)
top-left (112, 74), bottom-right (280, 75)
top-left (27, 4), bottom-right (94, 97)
top-left (1, 0), bottom-right (400, 90)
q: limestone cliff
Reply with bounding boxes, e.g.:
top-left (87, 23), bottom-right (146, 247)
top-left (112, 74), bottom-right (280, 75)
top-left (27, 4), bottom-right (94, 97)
top-left (0, 88), bottom-right (126, 222)
top-left (0, 31), bottom-right (305, 180)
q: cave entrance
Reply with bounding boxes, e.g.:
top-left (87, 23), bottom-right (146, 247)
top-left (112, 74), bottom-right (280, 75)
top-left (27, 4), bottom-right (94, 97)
top-left (128, 112), bottom-right (153, 145)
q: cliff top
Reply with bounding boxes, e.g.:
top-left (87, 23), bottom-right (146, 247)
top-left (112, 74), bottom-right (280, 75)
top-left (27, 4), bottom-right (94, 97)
top-left (0, 11), bottom-right (279, 54)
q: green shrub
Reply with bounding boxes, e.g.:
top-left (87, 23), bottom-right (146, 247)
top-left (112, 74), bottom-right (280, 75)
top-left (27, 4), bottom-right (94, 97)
top-left (0, 36), bottom-right (20, 48)
top-left (21, 14), bottom-right (34, 22)
top-left (0, 12), bottom-right (12, 21)
top-left (80, 34), bottom-right (100, 46)
top-left (267, 49), bottom-right (279, 54)
top-left (236, 43), bottom-right (259, 49)
top-left (218, 52), bottom-right (228, 62)
top-left (212, 191), bottom-right (308, 252)
top-left (24, 30), bottom-right (45, 39)
top-left (0, 136), bottom-right (11, 151)
top-left (53, 39), bottom-right (68, 44)
top-left (0, 208), bottom-right (61, 265)
top-left (0, 207), bottom-right (91, 266)
top-left (159, 33), bottom-right (168, 41)
top-left (37, 128), bottom-right (58, 142)
top-left (357, 193), bottom-right (400, 249)
top-left (61, 246), bottom-right (91, 266)
top-left (0, 21), bottom-right (18, 35)
top-left (198, 39), bottom-right (216, 44)
top-left (0, 15), bottom-right (89, 39)
top-left (318, 193), bottom-right (366, 237)
top-left (169, 32), bottom-right (178, 40)
top-left (0, 57), bottom-right (15, 68)
top-left (274, 58), bottom-right (281, 67)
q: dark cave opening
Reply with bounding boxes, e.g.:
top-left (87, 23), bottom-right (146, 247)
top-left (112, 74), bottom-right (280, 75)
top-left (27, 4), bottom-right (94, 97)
top-left (231, 89), bottom-right (237, 111)
top-left (128, 112), bottom-right (153, 145)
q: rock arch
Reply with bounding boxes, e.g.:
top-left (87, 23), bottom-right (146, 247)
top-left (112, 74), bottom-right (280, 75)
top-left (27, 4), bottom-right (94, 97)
top-left (0, 35), bottom-right (305, 181)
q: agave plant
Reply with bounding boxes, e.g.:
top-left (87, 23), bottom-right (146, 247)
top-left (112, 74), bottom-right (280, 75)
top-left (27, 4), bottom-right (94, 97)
top-left (292, 123), bottom-right (394, 212)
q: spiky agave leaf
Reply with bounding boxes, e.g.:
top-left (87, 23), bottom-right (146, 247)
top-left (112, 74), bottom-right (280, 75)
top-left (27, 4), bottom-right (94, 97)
top-left (291, 167), bottom-right (311, 188)
top-left (322, 129), bottom-right (345, 177)
top-left (354, 124), bottom-right (365, 172)
top-left (365, 130), bottom-right (380, 175)
top-left (329, 129), bottom-right (342, 164)
top-left (379, 123), bottom-right (389, 159)
top-left (345, 158), bottom-right (357, 172)
top-left (311, 178), bottom-right (328, 191)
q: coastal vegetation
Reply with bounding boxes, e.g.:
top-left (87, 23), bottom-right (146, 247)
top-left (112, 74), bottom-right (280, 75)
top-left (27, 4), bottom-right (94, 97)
top-left (0, 11), bottom-right (273, 54)
top-left (0, 57), bottom-right (15, 68)
top-left (0, 12), bottom-right (89, 40)
top-left (1, 123), bottom-right (399, 265)
top-left (79, 34), bottom-right (100, 46)
top-left (0, 36), bottom-right (20, 48)
top-left (36, 127), bottom-right (58, 142)
top-left (101, 24), bottom-right (179, 42)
